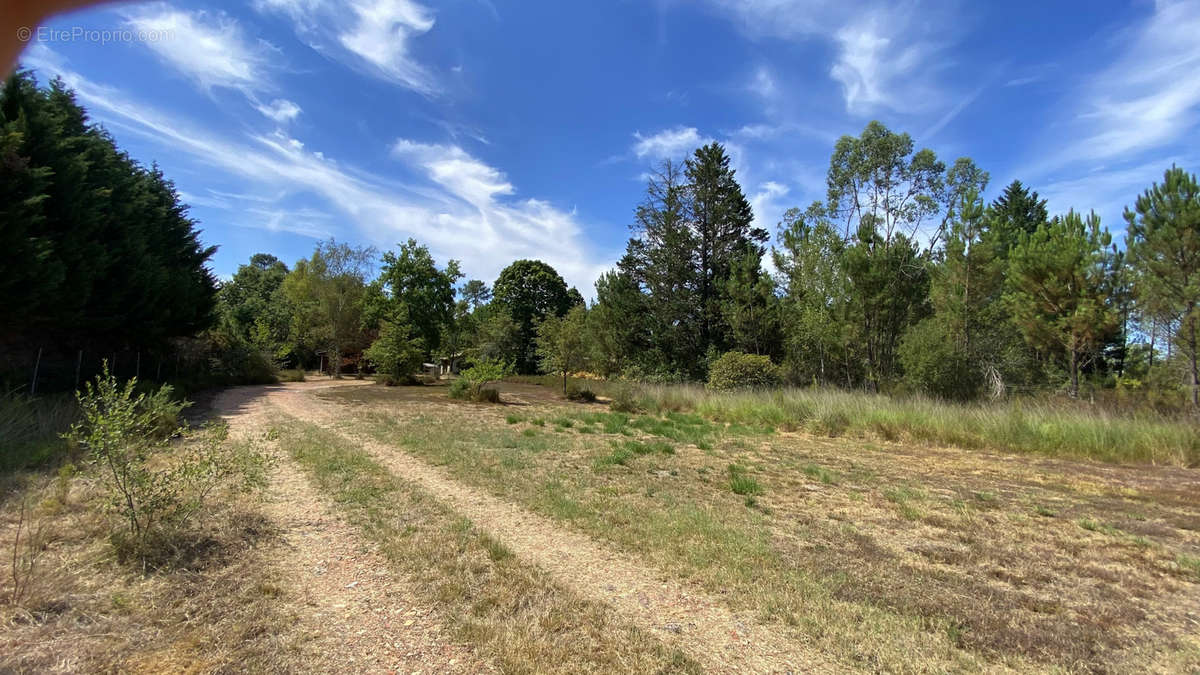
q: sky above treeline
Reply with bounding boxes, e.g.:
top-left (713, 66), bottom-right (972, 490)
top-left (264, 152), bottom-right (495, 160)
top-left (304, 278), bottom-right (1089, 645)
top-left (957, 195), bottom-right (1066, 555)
top-left (18, 0), bottom-right (1200, 292)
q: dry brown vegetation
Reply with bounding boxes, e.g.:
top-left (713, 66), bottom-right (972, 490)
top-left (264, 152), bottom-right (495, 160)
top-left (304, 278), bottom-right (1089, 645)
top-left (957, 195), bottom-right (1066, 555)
top-left (319, 379), bottom-right (1200, 672)
top-left (0, 449), bottom-right (303, 673)
top-left (4, 378), bottom-right (1198, 673)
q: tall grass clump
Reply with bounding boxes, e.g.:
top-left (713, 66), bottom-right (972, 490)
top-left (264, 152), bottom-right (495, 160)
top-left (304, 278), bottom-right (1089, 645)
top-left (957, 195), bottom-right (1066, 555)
top-left (620, 383), bottom-right (1199, 466)
top-left (1, 391), bottom-right (79, 471)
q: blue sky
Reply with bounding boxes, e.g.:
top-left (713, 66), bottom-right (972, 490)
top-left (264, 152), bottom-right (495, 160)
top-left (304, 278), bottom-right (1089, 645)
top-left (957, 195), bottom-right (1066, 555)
top-left (19, 0), bottom-right (1200, 292)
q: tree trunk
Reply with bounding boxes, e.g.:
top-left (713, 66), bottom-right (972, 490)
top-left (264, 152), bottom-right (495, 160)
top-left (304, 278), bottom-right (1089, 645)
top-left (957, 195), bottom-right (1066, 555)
top-left (1190, 321), bottom-right (1199, 408)
top-left (562, 371), bottom-right (567, 396)
top-left (1069, 348), bottom-right (1079, 399)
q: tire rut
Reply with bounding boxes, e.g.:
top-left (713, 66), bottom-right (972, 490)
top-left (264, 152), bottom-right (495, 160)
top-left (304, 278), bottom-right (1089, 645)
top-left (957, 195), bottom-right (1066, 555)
top-left (263, 382), bottom-right (837, 674)
top-left (212, 385), bottom-right (492, 674)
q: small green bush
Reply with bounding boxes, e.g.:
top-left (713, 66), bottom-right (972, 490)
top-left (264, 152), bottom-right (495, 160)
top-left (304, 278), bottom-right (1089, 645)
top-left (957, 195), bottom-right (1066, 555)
top-left (811, 409), bottom-right (850, 437)
top-left (609, 383), bottom-right (641, 413)
top-left (448, 377), bottom-right (470, 399)
top-left (707, 351), bottom-right (782, 391)
top-left (65, 366), bottom-right (270, 563)
top-left (565, 384), bottom-right (597, 403)
top-left (450, 359), bottom-right (512, 403)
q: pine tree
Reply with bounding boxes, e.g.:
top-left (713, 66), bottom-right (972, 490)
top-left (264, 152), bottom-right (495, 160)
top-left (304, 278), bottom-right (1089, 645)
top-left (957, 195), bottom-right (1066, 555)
top-left (989, 180), bottom-right (1048, 256)
top-left (686, 142), bottom-right (766, 353)
top-left (589, 269), bottom-right (651, 377)
top-left (1005, 211), bottom-right (1116, 398)
top-left (722, 245), bottom-right (780, 357)
top-left (619, 160), bottom-right (701, 376)
top-left (773, 203), bottom-right (855, 385)
top-left (1125, 166), bottom-right (1200, 406)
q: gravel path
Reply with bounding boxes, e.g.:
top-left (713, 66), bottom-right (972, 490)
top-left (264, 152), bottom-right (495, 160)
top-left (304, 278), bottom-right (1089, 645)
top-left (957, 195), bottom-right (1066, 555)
top-left (211, 384), bottom-right (492, 674)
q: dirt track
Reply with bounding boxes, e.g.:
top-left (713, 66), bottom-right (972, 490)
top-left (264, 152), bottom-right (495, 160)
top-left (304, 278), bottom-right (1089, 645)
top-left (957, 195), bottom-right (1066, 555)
top-left (212, 380), bottom-right (832, 673)
top-left (212, 382), bottom-right (493, 674)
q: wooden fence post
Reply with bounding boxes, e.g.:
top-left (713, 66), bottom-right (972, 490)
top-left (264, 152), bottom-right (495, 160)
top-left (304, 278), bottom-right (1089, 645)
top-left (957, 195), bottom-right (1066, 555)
top-left (30, 347), bottom-right (43, 396)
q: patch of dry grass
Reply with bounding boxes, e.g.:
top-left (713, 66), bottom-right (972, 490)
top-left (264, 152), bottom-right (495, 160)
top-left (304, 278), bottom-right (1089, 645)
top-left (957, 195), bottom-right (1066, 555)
top-left (273, 416), bottom-right (700, 674)
top-left (0, 452), bottom-right (303, 673)
top-left (328, 382), bottom-right (1200, 672)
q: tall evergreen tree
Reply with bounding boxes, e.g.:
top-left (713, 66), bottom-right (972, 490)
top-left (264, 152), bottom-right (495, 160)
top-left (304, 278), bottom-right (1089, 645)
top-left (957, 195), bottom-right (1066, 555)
top-left (686, 142), bottom-right (767, 352)
top-left (1005, 211), bottom-right (1116, 398)
top-left (722, 245), bottom-right (781, 357)
top-left (589, 269), bottom-right (651, 377)
top-left (989, 180), bottom-right (1048, 256)
top-left (460, 279), bottom-right (491, 310)
top-left (620, 160), bottom-right (699, 374)
top-left (1, 71), bottom-right (216, 386)
top-left (1125, 166), bottom-right (1200, 406)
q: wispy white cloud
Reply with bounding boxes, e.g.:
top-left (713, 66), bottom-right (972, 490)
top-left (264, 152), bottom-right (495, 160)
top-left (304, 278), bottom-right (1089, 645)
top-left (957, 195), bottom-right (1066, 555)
top-left (23, 48), bottom-right (606, 292)
top-left (828, 7), bottom-right (945, 115)
top-left (749, 180), bottom-right (789, 226)
top-left (1004, 76), bottom-right (1040, 88)
top-left (256, 0), bottom-right (439, 95)
top-left (1016, 0), bottom-right (1200, 226)
top-left (632, 126), bottom-right (710, 160)
top-left (1038, 158), bottom-right (1190, 235)
top-left (256, 98), bottom-right (302, 123)
top-left (124, 5), bottom-right (277, 93)
top-left (121, 5), bottom-right (307, 125)
top-left (920, 84), bottom-right (985, 141)
top-left (392, 139), bottom-right (513, 207)
top-left (1065, 0), bottom-right (1200, 164)
top-left (700, 0), bottom-right (953, 115)
top-left (750, 65), bottom-right (777, 101)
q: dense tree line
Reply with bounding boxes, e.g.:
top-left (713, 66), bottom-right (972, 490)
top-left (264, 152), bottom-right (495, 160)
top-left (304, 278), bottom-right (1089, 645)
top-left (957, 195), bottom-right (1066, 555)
top-left (3, 71), bottom-right (1197, 409)
top-left (586, 123), bottom-right (1199, 409)
top-left (1, 71), bottom-right (217, 389)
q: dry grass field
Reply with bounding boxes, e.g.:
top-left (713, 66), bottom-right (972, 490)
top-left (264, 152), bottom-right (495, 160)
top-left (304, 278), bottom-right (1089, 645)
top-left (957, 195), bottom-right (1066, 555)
top-left (3, 378), bottom-right (1198, 673)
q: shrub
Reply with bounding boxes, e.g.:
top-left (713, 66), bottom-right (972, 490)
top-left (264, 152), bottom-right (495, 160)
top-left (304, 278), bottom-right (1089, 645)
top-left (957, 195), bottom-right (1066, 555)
top-left (65, 367), bottom-right (270, 563)
top-left (475, 388), bottom-right (501, 404)
top-left (448, 377), bottom-right (470, 399)
top-left (707, 351), bottom-right (782, 391)
top-left (810, 409), bottom-right (850, 437)
top-left (278, 369), bottom-right (306, 382)
top-left (898, 319), bottom-right (981, 401)
top-left (566, 384), bottom-right (597, 403)
top-left (450, 359), bottom-right (512, 403)
top-left (364, 321), bottom-right (424, 385)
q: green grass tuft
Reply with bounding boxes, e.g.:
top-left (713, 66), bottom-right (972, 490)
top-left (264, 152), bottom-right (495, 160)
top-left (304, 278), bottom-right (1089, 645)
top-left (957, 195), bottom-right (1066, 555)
top-left (727, 463), bottom-right (763, 496)
top-left (802, 463), bottom-right (839, 485)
